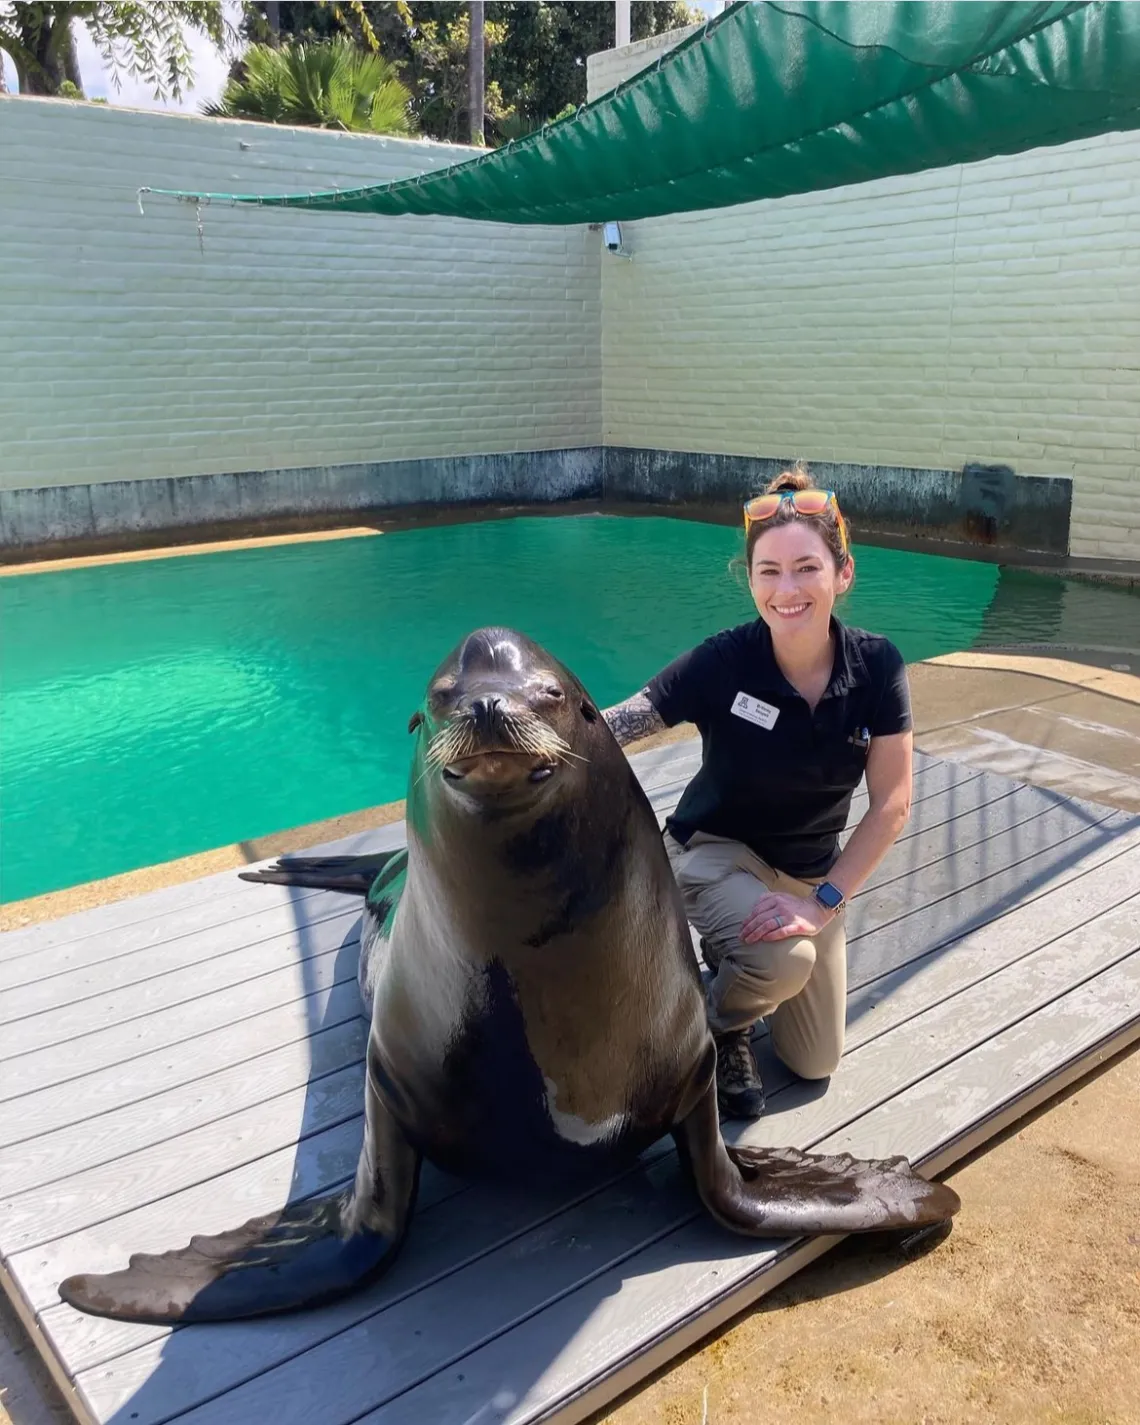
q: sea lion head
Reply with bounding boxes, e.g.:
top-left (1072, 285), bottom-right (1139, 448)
top-left (409, 627), bottom-right (601, 810)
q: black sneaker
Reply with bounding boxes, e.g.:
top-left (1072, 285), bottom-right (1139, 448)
top-left (714, 1029), bottom-right (766, 1120)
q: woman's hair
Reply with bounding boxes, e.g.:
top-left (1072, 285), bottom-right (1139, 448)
top-left (744, 461), bottom-right (851, 573)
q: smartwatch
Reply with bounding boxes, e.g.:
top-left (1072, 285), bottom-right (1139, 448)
top-left (812, 880), bottom-right (846, 916)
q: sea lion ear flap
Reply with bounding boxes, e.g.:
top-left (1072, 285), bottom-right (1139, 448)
top-left (408, 711), bottom-right (424, 734)
top-left (581, 700), bottom-right (598, 723)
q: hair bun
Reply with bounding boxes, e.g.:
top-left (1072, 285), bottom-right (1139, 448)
top-left (764, 461), bottom-right (813, 495)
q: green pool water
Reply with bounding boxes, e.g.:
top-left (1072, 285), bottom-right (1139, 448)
top-left (2, 514), bottom-right (1137, 902)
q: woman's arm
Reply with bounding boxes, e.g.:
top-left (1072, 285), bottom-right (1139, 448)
top-left (602, 689), bottom-right (667, 748)
top-left (741, 730), bottom-right (913, 943)
top-left (825, 729), bottom-right (913, 902)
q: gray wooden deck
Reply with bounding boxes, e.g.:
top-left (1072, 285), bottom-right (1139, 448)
top-left (2, 739), bottom-right (1138, 1425)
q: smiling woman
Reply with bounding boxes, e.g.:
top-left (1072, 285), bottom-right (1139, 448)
top-left (602, 466), bottom-right (914, 1122)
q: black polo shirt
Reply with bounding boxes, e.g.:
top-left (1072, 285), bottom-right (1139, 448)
top-left (645, 618), bottom-right (912, 880)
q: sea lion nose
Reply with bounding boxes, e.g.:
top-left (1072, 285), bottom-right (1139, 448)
top-left (468, 695), bottom-right (502, 732)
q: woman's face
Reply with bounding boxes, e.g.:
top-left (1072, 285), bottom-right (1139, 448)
top-left (748, 521), bottom-right (854, 643)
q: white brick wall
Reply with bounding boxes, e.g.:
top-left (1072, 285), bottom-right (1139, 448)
top-left (585, 23), bottom-right (700, 100)
top-left (6, 49), bottom-right (1140, 563)
top-left (589, 32), bottom-right (1140, 562)
top-left (0, 97), bottom-right (601, 490)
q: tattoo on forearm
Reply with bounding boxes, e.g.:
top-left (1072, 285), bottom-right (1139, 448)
top-left (602, 690), bottom-right (667, 748)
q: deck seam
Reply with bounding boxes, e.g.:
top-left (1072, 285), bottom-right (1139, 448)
top-left (50, 913), bottom-right (1140, 1408)
top-left (326, 948), bottom-right (1140, 1425)
top-left (0, 772), bottom-right (1052, 1033)
top-left (0, 932), bottom-right (361, 1068)
top-left (0, 769), bottom-right (991, 1016)
top-left (5, 747), bottom-right (1137, 1425)
top-left (0, 756), bottom-right (952, 964)
top-left (6, 807), bottom-right (1134, 1102)
top-left (533, 1011), bottom-right (1140, 1425)
top-left (0, 1006), bottom-right (367, 1148)
top-left (0, 953), bottom-right (362, 1103)
top-left (0, 906), bottom-right (364, 1029)
top-left (845, 808), bottom-right (1128, 949)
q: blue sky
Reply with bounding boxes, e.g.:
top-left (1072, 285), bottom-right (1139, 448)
top-left (1, 1), bottom-right (725, 114)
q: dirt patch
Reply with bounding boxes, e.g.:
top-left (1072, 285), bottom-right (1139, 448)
top-left (597, 1045), bottom-right (1140, 1425)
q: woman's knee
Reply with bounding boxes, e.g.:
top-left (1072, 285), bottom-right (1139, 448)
top-left (725, 935), bottom-right (816, 1002)
top-left (772, 1021), bottom-right (844, 1081)
top-left (783, 1040), bottom-right (844, 1081)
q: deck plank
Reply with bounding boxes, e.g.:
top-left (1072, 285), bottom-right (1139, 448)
top-left (0, 749), bottom-right (702, 969)
top-left (0, 751), bottom-right (956, 1004)
top-left (0, 978), bottom-right (365, 1149)
top-left (0, 909), bottom-right (363, 1060)
top-left (31, 827), bottom-right (1140, 1380)
top-left (0, 1018), bottom-right (368, 1198)
top-left (65, 898), bottom-right (1140, 1425)
top-left (2, 744), bottom-right (1137, 1425)
top-left (6, 835), bottom-right (1135, 1198)
top-left (0, 743), bottom-right (951, 978)
top-left (0, 768), bottom-right (1031, 1041)
top-left (0, 944), bottom-right (357, 1103)
top-left (359, 951), bottom-right (1140, 1425)
top-left (0, 767), bottom-right (994, 1069)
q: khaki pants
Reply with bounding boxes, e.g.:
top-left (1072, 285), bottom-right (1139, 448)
top-left (666, 831), bottom-right (846, 1081)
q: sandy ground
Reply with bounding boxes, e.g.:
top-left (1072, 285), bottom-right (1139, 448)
top-left (2, 650), bottom-right (1139, 1424)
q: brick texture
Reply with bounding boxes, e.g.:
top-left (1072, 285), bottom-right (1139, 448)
top-left (0, 97), bottom-right (601, 490)
top-left (588, 31), bottom-right (1140, 561)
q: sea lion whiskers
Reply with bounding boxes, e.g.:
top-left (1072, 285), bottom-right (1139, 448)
top-left (426, 708), bottom-right (572, 769)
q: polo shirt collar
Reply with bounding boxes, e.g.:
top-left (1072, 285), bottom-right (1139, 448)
top-left (749, 617), bottom-right (868, 701)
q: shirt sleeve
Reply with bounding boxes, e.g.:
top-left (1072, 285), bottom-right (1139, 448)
top-left (871, 640), bottom-right (913, 736)
top-left (644, 637), bottom-right (723, 728)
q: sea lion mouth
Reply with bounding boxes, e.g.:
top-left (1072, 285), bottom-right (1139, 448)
top-left (441, 751), bottom-right (558, 787)
top-left (427, 706), bottom-right (574, 793)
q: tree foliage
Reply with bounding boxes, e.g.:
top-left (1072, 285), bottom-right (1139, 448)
top-left (0, 1), bottom-right (230, 98)
top-left (242, 1), bottom-right (705, 144)
top-left (204, 36), bottom-right (414, 134)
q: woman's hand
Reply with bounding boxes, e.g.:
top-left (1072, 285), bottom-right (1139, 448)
top-left (740, 890), bottom-right (834, 944)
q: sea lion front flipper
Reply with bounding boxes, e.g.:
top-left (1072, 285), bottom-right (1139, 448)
top-left (59, 1073), bottom-right (421, 1325)
top-left (673, 1077), bottom-right (960, 1237)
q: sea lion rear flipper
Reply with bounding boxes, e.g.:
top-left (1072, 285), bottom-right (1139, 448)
top-left (674, 1077), bottom-right (960, 1237)
top-left (238, 849), bottom-right (404, 896)
top-left (59, 1078), bottom-right (421, 1325)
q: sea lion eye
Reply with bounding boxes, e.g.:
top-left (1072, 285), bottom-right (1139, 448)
top-left (408, 711), bottom-right (424, 734)
top-left (581, 700), bottom-right (598, 723)
top-left (543, 685), bottom-right (565, 702)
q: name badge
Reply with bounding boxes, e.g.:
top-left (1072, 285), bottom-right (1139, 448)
top-left (731, 691), bottom-right (779, 730)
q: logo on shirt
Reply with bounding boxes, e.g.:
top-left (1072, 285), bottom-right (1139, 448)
top-left (731, 691), bottom-right (779, 730)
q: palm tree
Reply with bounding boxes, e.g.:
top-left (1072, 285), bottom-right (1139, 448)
top-left (204, 37), bottom-right (415, 135)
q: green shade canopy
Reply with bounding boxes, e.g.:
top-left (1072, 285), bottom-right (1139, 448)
top-left (145, 1), bottom-right (1140, 224)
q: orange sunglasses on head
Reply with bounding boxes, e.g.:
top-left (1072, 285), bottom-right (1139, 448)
top-left (743, 488), bottom-right (849, 557)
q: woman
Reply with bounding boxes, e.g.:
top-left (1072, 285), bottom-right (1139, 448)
top-left (602, 468), bottom-right (913, 1119)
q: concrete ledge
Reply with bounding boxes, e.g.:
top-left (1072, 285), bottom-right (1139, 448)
top-left (1, 447), bottom-right (1093, 567)
top-left (602, 448), bottom-right (1073, 556)
top-left (0, 448), bottom-right (605, 558)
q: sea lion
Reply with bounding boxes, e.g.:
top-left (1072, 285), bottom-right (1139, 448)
top-left (58, 627), bottom-right (958, 1325)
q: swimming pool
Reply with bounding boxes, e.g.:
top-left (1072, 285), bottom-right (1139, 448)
top-left (3, 514), bottom-right (1137, 902)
